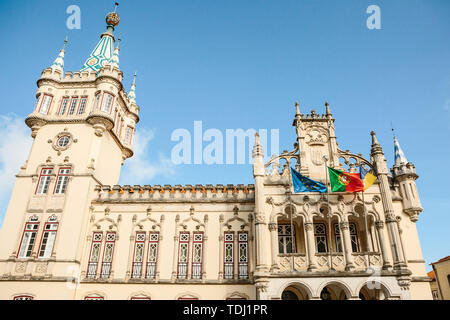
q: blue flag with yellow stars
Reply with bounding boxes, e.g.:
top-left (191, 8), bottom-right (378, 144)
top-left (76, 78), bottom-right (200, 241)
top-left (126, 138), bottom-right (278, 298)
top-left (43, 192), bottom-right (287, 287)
top-left (290, 167), bottom-right (327, 193)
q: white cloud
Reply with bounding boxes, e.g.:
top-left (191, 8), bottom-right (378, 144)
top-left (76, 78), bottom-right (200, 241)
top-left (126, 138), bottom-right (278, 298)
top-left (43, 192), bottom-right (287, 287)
top-left (0, 114), bottom-right (32, 227)
top-left (119, 127), bottom-right (176, 184)
top-left (0, 114), bottom-right (32, 195)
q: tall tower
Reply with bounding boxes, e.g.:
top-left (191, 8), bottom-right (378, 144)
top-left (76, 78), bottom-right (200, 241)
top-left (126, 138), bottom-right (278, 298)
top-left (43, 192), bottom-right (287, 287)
top-left (391, 135), bottom-right (423, 222)
top-left (0, 8), bottom-right (138, 291)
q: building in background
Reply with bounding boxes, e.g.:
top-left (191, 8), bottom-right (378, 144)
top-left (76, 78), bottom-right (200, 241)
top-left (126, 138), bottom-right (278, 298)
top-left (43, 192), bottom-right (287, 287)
top-left (0, 8), bottom-right (432, 300)
top-left (429, 256), bottom-right (450, 300)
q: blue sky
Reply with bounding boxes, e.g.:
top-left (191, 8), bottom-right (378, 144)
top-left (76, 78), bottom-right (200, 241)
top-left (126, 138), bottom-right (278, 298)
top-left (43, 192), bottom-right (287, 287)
top-left (0, 0), bottom-right (448, 270)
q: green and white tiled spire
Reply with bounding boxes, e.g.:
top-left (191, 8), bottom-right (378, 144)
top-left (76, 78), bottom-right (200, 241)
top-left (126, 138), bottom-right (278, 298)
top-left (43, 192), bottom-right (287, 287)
top-left (50, 37), bottom-right (68, 73)
top-left (128, 73), bottom-right (136, 104)
top-left (106, 38), bottom-right (120, 69)
top-left (80, 5), bottom-right (120, 73)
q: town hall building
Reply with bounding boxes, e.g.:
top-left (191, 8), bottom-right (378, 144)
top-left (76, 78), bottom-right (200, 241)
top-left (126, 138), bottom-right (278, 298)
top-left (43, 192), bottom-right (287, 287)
top-left (0, 8), bottom-right (432, 300)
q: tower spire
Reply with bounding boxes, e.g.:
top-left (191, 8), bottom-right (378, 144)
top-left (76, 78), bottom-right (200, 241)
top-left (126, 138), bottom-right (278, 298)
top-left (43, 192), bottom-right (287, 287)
top-left (393, 129), bottom-right (408, 166)
top-left (128, 72), bottom-right (137, 104)
top-left (80, 6), bottom-right (120, 73)
top-left (107, 38), bottom-right (120, 69)
top-left (50, 36), bottom-right (68, 74)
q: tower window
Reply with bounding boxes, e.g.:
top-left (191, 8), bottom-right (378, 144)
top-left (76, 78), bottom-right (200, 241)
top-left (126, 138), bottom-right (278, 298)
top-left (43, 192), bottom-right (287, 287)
top-left (101, 93), bottom-right (114, 114)
top-left (39, 95), bottom-right (53, 115)
top-left (54, 168), bottom-right (71, 194)
top-left (35, 168), bottom-right (53, 195)
top-left (93, 93), bottom-right (101, 110)
top-left (56, 136), bottom-right (70, 148)
top-left (125, 126), bottom-right (133, 145)
top-left (77, 97), bottom-right (88, 115)
top-left (17, 220), bottom-right (40, 258)
top-left (58, 97), bottom-right (69, 115)
top-left (38, 219), bottom-right (58, 258)
top-left (68, 97), bottom-right (78, 115)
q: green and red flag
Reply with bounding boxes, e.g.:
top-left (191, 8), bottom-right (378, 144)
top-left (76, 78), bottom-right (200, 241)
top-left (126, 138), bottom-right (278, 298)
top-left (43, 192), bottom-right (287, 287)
top-left (328, 167), bottom-right (364, 192)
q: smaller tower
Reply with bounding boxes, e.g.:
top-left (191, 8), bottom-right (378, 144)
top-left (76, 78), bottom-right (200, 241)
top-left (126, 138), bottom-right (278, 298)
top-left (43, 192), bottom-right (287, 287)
top-left (391, 133), bottom-right (423, 222)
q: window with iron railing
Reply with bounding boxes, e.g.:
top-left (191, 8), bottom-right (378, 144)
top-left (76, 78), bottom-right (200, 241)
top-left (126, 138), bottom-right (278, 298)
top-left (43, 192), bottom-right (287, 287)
top-left (177, 232), bottom-right (189, 279)
top-left (224, 232), bottom-right (234, 279)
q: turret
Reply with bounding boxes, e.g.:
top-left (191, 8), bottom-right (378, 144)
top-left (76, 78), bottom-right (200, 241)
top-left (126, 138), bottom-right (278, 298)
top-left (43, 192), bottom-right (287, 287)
top-left (391, 134), bottom-right (423, 222)
top-left (291, 101), bottom-right (339, 179)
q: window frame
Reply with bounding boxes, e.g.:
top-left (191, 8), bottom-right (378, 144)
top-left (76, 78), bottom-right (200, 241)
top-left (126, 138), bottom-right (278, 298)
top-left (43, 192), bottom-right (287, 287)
top-left (13, 295), bottom-right (34, 300)
top-left (38, 94), bottom-right (53, 115)
top-left (53, 167), bottom-right (71, 194)
top-left (37, 220), bottom-right (59, 259)
top-left (57, 96), bottom-right (70, 116)
top-left (67, 96), bottom-right (79, 116)
top-left (131, 232), bottom-right (146, 279)
top-left (86, 232), bottom-right (103, 278)
top-left (177, 232), bottom-right (190, 279)
top-left (314, 223), bottom-right (328, 253)
top-left (77, 96), bottom-right (88, 115)
top-left (223, 231), bottom-right (234, 280)
top-left (237, 231), bottom-right (249, 279)
top-left (100, 92), bottom-right (114, 114)
top-left (17, 220), bottom-right (40, 258)
top-left (145, 231), bottom-right (159, 279)
top-left (125, 126), bottom-right (134, 145)
top-left (99, 232), bottom-right (116, 279)
top-left (35, 168), bottom-right (53, 195)
top-left (191, 231), bottom-right (204, 280)
top-left (278, 224), bottom-right (296, 254)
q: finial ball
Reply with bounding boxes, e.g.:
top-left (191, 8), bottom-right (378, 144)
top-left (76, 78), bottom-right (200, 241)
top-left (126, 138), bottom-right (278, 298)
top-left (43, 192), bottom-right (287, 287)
top-left (106, 12), bottom-right (120, 26)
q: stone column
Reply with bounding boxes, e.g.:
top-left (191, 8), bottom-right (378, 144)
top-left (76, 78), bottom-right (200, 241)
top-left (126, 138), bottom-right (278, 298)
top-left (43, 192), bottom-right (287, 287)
top-left (269, 223), bottom-right (279, 271)
top-left (304, 222), bottom-right (317, 271)
top-left (252, 133), bottom-right (269, 275)
top-left (370, 131), bottom-right (407, 270)
top-left (171, 217), bottom-right (180, 282)
top-left (375, 221), bottom-right (392, 270)
top-left (386, 215), bottom-right (406, 269)
top-left (340, 221), bottom-right (355, 271)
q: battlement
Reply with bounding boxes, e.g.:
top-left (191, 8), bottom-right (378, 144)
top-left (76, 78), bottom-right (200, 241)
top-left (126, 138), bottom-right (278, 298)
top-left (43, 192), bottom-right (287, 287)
top-left (392, 162), bottom-right (418, 180)
top-left (94, 184), bottom-right (256, 203)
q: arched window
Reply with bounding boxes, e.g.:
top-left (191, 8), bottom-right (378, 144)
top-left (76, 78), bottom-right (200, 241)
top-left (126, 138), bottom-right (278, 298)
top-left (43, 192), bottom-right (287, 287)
top-left (13, 295), bottom-right (34, 300)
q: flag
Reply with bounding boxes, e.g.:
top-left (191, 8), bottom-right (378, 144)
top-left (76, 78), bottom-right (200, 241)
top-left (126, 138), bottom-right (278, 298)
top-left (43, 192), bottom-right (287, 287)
top-left (328, 167), bottom-right (364, 192)
top-left (360, 165), bottom-right (377, 191)
top-left (290, 167), bottom-right (327, 193)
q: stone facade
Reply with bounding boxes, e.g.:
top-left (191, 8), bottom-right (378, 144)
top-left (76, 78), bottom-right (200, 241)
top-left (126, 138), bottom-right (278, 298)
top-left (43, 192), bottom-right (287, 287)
top-left (0, 9), bottom-right (432, 300)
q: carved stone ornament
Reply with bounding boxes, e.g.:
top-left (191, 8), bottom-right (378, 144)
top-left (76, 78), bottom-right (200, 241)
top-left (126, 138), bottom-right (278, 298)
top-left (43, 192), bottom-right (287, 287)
top-left (52, 131), bottom-right (75, 153)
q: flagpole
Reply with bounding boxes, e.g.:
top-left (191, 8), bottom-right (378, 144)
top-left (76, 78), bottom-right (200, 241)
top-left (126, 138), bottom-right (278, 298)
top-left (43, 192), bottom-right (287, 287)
top-left (288, 162), bottom-right (295, 271)
top-left (323, 156), bottom-right (335, 272)
top-left (362, 186), bottom-right (371, 269)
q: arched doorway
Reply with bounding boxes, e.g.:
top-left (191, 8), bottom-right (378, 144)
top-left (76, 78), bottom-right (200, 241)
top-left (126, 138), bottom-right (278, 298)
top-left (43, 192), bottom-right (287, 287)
top-left (281, 285), bottom-right (310, 300)
top-left (358, 282), bottom-right (390, 300)
top-left (319, 282), bottom-right (351, 300)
